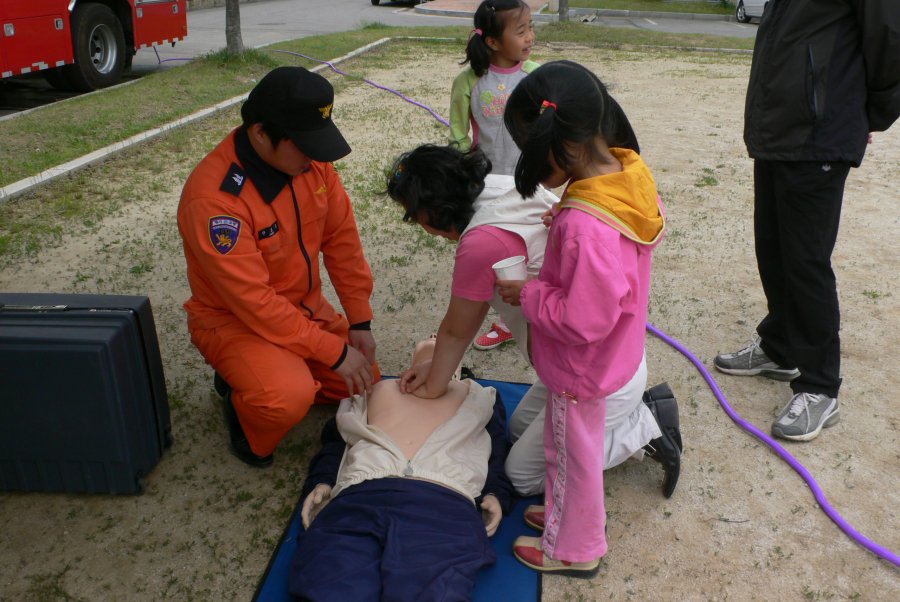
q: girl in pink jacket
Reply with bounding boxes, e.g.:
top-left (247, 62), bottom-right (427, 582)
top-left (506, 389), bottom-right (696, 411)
top-left (498, 60), bottom-right (668, 576)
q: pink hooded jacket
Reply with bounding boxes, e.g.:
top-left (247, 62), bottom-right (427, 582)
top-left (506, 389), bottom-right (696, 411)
top-left (520, 148), bottom-right (665, 400)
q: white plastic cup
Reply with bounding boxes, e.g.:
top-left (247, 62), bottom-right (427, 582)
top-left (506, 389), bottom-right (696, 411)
top-left (492, 255), bottom-right (527, 280)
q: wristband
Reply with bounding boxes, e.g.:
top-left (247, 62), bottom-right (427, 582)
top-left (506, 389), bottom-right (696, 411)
top-left (330, 344), bottom-right (348, 370)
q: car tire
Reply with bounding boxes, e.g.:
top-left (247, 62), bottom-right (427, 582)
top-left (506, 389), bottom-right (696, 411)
top-left (371, 0), bottom-right (380, 5)
top-left (735, 1), bottom-right (751, 24)
top-left (61, 3), bottom-right (127, 92)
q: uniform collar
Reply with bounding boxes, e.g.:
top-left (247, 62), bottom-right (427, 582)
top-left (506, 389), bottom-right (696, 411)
top-left (234, 126), bottom-right (291, 204)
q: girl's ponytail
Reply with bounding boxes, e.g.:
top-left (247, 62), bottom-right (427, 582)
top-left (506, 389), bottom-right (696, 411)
top-left (463, 27), bottom-right (492, 77)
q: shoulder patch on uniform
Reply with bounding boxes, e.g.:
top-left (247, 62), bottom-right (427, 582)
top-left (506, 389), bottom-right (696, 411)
top-left (209, 215), bottom-right (241, 255)
top-left (220, 163), bottom-right (247, 196)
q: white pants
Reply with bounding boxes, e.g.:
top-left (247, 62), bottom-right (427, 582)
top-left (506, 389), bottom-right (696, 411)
top-left (504, 355), bottom-right (661, 496)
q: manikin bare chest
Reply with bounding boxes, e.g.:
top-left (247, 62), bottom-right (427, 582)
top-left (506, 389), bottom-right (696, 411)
top-left (366, 379), bottom-right (469, 460)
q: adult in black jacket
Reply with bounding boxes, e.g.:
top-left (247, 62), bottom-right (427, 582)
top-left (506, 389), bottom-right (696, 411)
top-left (715, 0), bottom-right (900, 441)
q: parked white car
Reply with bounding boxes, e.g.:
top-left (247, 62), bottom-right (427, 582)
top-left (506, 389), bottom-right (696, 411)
top-left (735, 0), bottom-right (770, 23)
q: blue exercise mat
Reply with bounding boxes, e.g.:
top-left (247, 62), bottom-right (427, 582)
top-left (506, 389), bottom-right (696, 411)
top-left (252, 378), bottom-right (541, 602)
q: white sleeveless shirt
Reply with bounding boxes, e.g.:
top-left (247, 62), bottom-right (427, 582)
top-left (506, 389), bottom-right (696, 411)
top-left (461, 174), bottom-right (558, 362)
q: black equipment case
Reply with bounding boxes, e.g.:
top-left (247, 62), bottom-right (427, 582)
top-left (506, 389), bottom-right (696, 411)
top-left (0, 293), bottom-right (172, 494)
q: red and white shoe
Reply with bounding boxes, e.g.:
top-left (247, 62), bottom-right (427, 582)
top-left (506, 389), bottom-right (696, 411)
top-left (473, 323), bottom-right (514, 350)
top-left (512, 536), bottom-right (601, 578)
top-left (523, 504), bottom-right (545, 531)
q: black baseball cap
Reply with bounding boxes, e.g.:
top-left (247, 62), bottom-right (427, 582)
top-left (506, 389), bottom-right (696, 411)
top-left (241, 66), bottom-right (351, 162)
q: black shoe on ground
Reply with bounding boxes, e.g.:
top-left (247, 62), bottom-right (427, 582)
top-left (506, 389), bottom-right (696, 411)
top-left (230, 434), bottom-right (274, 468)
top-left (213, 371), bottom-right (231, 399)
top-left (213, 372), bottom-right (274, 468)
top-left (642, 382), bottom-right (682, 498)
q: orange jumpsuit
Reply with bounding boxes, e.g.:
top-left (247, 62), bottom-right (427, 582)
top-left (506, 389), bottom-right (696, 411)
top-left (178, 127), bottom-right (378, 456)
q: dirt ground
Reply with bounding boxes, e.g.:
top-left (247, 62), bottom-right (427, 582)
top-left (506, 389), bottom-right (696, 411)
top-left (1, 40), bottom-right (898, 601)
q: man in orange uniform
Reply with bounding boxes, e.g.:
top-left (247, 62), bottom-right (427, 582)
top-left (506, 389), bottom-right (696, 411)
top-left (178, 66), bottom-right (378, 467)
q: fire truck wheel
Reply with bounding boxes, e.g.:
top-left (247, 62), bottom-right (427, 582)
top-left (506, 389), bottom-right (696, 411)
top-left (63, 3), bottom-right (127, 92)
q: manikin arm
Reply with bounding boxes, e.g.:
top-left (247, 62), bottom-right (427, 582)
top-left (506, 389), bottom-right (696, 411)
top-left (481, 494), bottom-right (502, 536)
top-left (301, 417), bottom-right (344, 499)
top-left (301, 483), bottom-right (332, 529)
top-left (477, 389), bottom-right (516, 516)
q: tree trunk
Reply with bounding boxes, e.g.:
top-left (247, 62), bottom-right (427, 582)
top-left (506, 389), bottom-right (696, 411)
top-left (225, 0), bottom-right (244, 54)
top-left (558, 0), bottom-right (569, 23)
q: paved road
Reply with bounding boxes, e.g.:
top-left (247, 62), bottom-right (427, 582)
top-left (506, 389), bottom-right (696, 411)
top-left (133, 0), bottom-right (466, 74)
top-left (582, 14), bottom-right (757, 39)
top-left (0, 0), bottom-right (755, 117)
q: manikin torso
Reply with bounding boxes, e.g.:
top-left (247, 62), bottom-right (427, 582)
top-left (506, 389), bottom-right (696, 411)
top-left (366, 378), bottom-right (470, 460)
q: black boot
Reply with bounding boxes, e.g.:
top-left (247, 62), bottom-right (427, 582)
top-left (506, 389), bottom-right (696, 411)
top-left (213, 372), bottom-right (274, 468)
top-left (642, 382), bottom-right (682, 498)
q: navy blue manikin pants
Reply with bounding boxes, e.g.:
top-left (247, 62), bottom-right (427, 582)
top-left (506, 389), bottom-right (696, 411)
top-left (289, 478), bottom-right (495, 602)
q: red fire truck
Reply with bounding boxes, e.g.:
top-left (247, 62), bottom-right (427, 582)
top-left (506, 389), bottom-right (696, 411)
top-left (1, 0), bottom-right (187, 92)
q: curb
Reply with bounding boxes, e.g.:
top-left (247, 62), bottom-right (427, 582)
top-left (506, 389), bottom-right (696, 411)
top-left (572, 8), bottom-right (736, 22)
top-left (415, 5), bottom-right (735, 22)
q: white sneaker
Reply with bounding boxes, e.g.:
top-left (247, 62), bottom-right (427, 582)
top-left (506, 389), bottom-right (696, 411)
top-left (714, 337), bottom-right (800, 381)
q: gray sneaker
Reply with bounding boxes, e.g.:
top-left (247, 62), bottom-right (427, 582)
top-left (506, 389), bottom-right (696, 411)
top-left (771, 392), bottom-right (840, 441)
top-left (714, 337), bottom-right (800, 381)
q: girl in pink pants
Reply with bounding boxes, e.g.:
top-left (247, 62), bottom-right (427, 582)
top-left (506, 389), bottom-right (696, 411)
top-left (498, 60), bottom-right (666, 576)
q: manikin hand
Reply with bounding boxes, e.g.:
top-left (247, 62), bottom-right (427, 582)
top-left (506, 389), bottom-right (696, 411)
top-left (481, 494), bottom-right (502, 537)
top-left (301, 484), bottom-right (332, 529)
top-left (497, 278), bottom-right (527, 306)
top-left (334, 345), bottom-right (373, 396)
top-left (348, 330), bottom-right (377, 365)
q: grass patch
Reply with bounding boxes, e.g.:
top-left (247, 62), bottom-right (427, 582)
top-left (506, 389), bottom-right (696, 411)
top-left (0, 23), bottom-right (752, 189)
top-left (0, 48), bottom-right (277, 187)
top-left (567, 0), bottom-right (735, 15)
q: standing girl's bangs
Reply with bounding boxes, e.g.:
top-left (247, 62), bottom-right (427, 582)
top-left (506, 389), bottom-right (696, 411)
top-left (476, 0), bottom-right (529, 38)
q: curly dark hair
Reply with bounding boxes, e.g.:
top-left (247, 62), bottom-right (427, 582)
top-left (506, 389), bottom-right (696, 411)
top-left (386, 145), bottom-right (492, 235)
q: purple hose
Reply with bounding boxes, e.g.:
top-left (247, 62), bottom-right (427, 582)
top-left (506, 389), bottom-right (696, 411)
top-left (647, 323), bottom-right (899, 567)
top-left (273, 50), bottom-right (451, 127)
top-left (151, 46), bottom-right (193, 64)
top-left (269, 47), bottom-right (898, 567)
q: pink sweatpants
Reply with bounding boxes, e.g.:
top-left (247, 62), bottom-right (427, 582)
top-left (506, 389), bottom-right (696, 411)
top-left (542, 390), bottom-right (608, 563)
